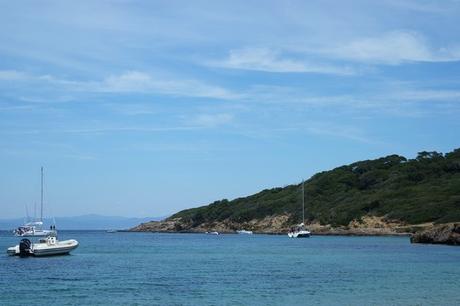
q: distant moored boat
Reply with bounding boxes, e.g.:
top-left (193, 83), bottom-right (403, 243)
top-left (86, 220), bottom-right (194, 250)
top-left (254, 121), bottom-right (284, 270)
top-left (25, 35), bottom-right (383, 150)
top-left (13, 167), bottom-right (56, 237)
top-left (288, 180), bottom-right (311, 238)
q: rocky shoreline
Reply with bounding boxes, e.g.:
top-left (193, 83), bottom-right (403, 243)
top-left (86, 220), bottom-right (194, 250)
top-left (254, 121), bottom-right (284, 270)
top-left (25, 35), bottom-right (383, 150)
top-left (129, 226), bottom-right (411, 236)
top-left (410, 223), bottom-right (460, 245)
top-left (129, 215), bottom-right (457, 241)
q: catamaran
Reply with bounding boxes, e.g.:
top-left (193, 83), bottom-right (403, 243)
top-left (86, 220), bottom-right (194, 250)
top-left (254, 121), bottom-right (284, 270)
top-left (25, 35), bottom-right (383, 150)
top-left (13, 167), bottom-right (56, 237)
top-left (288, 180), bottom-right (311, 238)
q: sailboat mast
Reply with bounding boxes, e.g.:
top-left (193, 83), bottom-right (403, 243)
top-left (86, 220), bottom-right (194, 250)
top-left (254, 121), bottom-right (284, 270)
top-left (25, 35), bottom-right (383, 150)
top-left (302, 179), bottom-right (305, 224)
top-left (25, 204), bottom-right (30, 222)
top-left (40, 166), bottom-right (43, 222)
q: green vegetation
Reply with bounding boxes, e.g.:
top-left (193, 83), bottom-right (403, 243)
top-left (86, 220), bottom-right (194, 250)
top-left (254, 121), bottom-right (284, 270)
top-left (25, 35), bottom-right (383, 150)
top-left (171, 149), bottom-right (460, 227)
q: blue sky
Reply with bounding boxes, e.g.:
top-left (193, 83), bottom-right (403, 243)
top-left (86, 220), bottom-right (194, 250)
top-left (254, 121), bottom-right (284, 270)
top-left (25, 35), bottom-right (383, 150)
top-left (1, 0), bottom-right (460, 218)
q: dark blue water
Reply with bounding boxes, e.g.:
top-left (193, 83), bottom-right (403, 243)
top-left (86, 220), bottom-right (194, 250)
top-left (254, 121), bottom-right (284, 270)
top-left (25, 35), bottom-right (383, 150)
top-left (1, 231), bottom-right (459, 305)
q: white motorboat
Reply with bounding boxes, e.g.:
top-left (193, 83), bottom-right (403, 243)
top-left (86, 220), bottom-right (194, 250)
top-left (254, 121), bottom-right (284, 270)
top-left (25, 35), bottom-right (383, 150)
top-left (7, 235), bottom-right (79, 257)
top-left (206, 231), bottom-right (219, 235)
top-left (288, 180), bottom-right (311, 238)
top-left (13, 167), bottom-right (56, 237)
top-left (236, 230), bottom-right (253, 234)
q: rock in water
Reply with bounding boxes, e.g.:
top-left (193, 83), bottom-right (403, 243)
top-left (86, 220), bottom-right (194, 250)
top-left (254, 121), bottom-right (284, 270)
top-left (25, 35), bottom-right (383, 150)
top-left (410, 223), bottom-right (460, 245)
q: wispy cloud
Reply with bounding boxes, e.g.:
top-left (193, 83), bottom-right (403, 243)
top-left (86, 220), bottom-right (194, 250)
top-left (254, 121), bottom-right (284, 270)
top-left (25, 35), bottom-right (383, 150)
top-left (305, 124), bottom-right (377, 144)
top-left (0, 105), bottom-right (37, 111)
top-left (190, 113), bottom-right (234, 128)
top-left (237, 83), bottom-right (460, 118)
top-left (49, 126), bottom-right (201, 135)
top-left (0, 70), bottom-right (239, 100)
top-left (0, 70), bottom-right (29, 81)
top-left (324, 31), bottom-right (460, 64)
top-left (105, 103), bottom-right (157, 116)
top-left (393, 89), bottom-right (460, 101)
top-left (0, 141), bottom-right (97, 160)
top-left (18, 95), bottom-right (75, 104)
top-left (208, 48), bottom-right (356, 75)
top-left (384, 0), bottom-right (452, 13)
top-left (60, 153), bottom-right (97, 160)
top-left (207, 30), bottom-right (460, 74)
top-left (0, 125), bottom-right (202, 136)
top-left (99, 71), bottom-right (239, 99)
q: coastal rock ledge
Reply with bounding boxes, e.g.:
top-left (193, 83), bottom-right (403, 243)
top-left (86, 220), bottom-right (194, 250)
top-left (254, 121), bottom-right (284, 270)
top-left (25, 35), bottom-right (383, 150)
top-left (130, 216), bottom-right (414, 236)
top-left (410, 223), bottom-right (460, 245)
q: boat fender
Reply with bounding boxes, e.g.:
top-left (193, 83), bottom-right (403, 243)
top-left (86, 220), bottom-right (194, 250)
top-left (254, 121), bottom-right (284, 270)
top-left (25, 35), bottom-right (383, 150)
top-left (19, 239), bottom-right (32, 257)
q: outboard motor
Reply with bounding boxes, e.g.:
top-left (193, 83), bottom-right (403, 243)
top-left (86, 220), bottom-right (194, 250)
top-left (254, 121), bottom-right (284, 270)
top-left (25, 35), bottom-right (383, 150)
top-left (19, 238), bottom-right (32, 257)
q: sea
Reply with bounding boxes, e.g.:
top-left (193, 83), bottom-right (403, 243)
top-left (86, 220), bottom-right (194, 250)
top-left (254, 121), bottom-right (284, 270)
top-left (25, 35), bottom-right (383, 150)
top-left (1, 231), bottom-right (459, 306)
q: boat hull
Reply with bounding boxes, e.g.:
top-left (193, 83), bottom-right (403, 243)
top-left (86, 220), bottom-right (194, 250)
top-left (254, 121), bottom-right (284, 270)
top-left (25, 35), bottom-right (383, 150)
top-left (7, 239), bottom-right (79, 257)
top-left (288, 230), bottom-right (311, 238)
top-left (236, 230), bottom-right (253, 234)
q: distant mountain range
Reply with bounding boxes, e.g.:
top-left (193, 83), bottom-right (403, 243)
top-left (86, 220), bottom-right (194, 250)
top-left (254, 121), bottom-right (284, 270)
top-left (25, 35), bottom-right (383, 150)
top-left (0, 214), bottom-right (165, 230)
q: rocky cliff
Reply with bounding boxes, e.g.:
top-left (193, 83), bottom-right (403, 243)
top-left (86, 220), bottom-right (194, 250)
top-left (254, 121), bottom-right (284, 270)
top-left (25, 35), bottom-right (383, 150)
top-left (410, 223), bottom-right (460, 245)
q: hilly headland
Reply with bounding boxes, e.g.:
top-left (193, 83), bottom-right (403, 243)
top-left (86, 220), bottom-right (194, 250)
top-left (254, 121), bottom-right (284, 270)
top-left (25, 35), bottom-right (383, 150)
top-left (131, 149), bottom-right (460, 244)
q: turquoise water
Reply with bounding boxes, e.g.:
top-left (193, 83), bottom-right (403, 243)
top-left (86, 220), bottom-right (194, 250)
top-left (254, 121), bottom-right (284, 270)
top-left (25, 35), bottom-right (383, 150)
top-left (1, 231), bottom-right (459, 305)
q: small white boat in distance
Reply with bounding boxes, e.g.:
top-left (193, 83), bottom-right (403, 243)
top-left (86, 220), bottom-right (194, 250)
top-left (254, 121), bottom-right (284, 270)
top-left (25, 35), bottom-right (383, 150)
top-left (205, 231), bottom-right (219, 235)
top-left (106, 229), bottom-right (117, 233)
top-left (288, 223), bottom-right (311, 238)
top-left (236, 230), bottom-right (253, 235)
top-left (7, 236), bottom-right (79, 257)
top-left (288, 180), bottom-right (311, 238)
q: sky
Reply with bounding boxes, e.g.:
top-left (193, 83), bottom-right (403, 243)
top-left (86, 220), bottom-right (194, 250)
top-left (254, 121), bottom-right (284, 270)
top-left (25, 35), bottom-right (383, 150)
top-left (1, 0), bottom-right (460, 218)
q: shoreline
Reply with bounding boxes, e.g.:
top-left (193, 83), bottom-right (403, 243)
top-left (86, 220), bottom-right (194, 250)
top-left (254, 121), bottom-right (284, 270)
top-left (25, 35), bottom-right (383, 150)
top-left (126, 229), bottom-right (412, 237)
top-left (129, 218), bottom-right (458, 245)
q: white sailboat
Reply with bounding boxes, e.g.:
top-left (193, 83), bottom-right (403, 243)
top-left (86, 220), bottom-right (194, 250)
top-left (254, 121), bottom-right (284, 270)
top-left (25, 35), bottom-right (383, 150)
top-left (13, 167), bottom-right (56, 237)
top-left (288, 180), bottom-right (311, 238)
